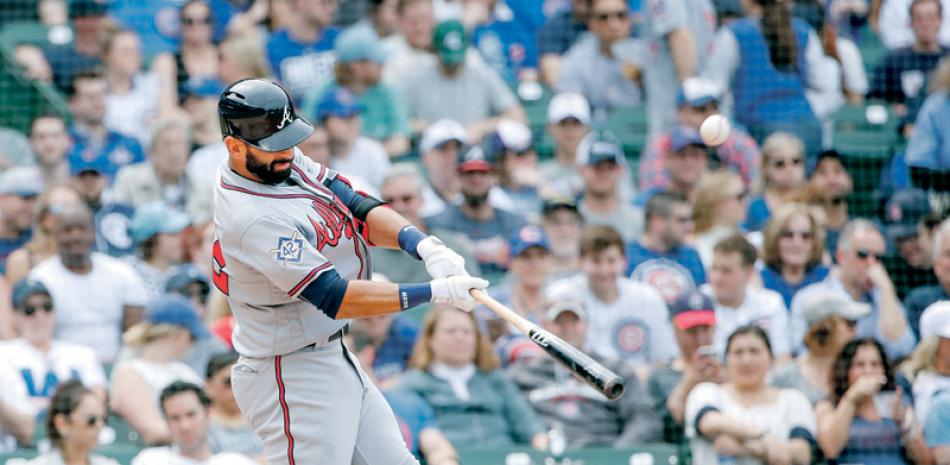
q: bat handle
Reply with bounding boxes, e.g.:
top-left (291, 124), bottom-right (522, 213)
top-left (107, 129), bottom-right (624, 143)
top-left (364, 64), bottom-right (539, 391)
top-left (470, 288), bottom-right (534, 334)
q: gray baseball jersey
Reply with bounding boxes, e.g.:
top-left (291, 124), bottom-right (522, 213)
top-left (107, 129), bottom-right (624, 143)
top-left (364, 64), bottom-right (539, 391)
top-left (212, 151), bottom-right (370, 358)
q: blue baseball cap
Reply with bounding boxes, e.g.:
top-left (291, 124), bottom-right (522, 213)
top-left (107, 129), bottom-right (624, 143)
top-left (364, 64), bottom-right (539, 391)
top-left (12, 278), bottom-right (51, 309)
top-left (129, 202), bottom-right (191, 244)
top-left (584, 131), bottom-right (624, 166)
top-left (509, 225), bottom-right (550, 257)
top-left (316, 87), bottom-right (365, 120)
top-left (457, 144), bottom-right (494, 172)
top-left (335, 26), bottom-right (387, 63)
top-left (884, 189), bottom-right (931, 241)
top-left (69, 156), bottom-right (103, 176)
top-left (669, 291), bottom-right (716, 329)
top-left (164, 264), bottom-right (211, 295)
top-left (182, 77), bottom-right (225, 99)
top-left (669, 125), bottom-right (707, 153)
top-left (146, 294), bottom-right (209, 340)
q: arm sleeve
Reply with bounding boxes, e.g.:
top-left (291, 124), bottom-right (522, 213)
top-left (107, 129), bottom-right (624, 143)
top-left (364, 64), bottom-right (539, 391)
top-left (236, 215), bottom-right (336, 297)
top-left (873, 301), bottom-right (918, 359)
top-left (684, 382), bottom-right (722, 439)
top-left (836, 38), bottom-right (869, 95)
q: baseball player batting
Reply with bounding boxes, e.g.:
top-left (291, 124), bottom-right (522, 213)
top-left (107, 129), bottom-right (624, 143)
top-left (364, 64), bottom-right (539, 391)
top-left (212, 78), bottom-right (487, 465)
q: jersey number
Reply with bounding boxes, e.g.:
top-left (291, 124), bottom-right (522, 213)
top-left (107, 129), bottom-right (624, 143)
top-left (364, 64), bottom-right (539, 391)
top-left (212, 240), bottom-right (230, 295)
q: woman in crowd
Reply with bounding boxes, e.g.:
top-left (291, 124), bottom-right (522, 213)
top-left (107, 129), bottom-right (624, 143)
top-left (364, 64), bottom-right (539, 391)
top-left (217, 31), bottom-right (270, 85)
top-left (5, 186), bottom-right (82, 283)
top-left (686, 325), bottom-right (816, 465)
top-left (745, 132), bottom-right (806, 232)
top-left (816, 338), bottom-right (930, 464)
top-left (109, 294), bottom-right (204, 444)
top-left (899, 302), bottom-right (950, 430)
top-left (397, 306), bottom-right (548, 450)
top-left (100, 27), bottom-right (161, 148)
top-left (18, 380), bottom-right (118, 465)
top-left (759, 203), bottom-right (830, 309)
top-left (691, 170), bottom-right (749, 267)
top-left (772, 290), bottom-right (865, 403)
top-left (703, 0), bottom-right (834, 158)
top-left (154, 0), bottom-right (219, 114)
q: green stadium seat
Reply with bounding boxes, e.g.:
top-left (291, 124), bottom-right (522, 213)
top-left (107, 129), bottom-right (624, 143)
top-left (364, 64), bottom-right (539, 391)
top-left (834, 143), bottom-right (892, 218)
top-left (0, 21), bottom-right (51, 50)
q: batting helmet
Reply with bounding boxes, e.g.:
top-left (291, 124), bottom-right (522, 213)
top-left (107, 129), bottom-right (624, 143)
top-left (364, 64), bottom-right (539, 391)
top-left (218, 78), bottom-right (313, 152)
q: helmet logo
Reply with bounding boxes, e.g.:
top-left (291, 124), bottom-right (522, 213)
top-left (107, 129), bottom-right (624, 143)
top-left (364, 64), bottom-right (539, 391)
top-left (277, 106), bottom-right (292, 129)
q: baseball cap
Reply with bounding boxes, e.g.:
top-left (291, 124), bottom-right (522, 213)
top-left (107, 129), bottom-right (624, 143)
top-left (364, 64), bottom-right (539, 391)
top-left (584, 131), bottom-right (624, 166)
top-left (669, 125), bottom-right (707, 153)
top-left (798, 289), bottom-right (871, 325)
top-left (457, 145), bottom-right (494, 173)
top-left (884, 189), bottom-right (930, 242)
top-left (11, 278), bottom-right (51, 309)
top-left (165, 264), bottom-right (211, 295)
top-left (182, 77), bottom-right (225, 99)
top-left (542, 196), bottom-right (580, 217)
top-left (547, 92), bottom-right (591, 125)
top-left (420, 119), bottom-right (468, 154)
top-left (677, 77), bottom-right (722, 108)
top-left (545, 299), bottom-right (587, 322)
top-left (146, 294), bottom-right (209, 340)
top-left (69, 0), bottom-right (108, 18)
top-left (316, 87), bottom-right (365, 120)
top-left (69, 156), bottom-right (103, 176)
top-left (669, 291), bottom-right (716, 329)
top-left (0, 169), bottom-right (42, 197)
top-left (433, 20), bottom-right (467, 66)
top-left (129, 202), bottom-right (191, 244)
top-left (509, 225), bottom-right (550, 257)
top-left (490, 119), bottom-right (533, 155)
top-left (335, 26), bottom-right (387, 63)
top-left (920, 301), bottom-right (950, 339)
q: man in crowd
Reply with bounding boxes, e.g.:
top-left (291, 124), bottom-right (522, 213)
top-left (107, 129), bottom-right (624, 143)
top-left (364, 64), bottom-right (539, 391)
top-left (317, 87), bottom-right (391, 190)
top-left (702, 235), bottom-right (791, 360)
top-left (507, 300), bottom-right (662, 448)
top-left (577, 132), bottom-right (643, 242)
top-left (382, 0), bottom-right (437, 84)
top-left (418, 119), bottom-right (468, 217)
top-left (13, 114), bottom-right (72, 189)
top-left (640, 125), bottom-right (712, 205)
top-left (906, 219), bottom-right (950, 337)
top-left (426, 145), bottom-right (525, 281)
top-left (808, 150), bottom-right (853, 257)
top-left (647, 290), bottom-right (723, 444)
top-left (539, 92), bottom-right (592, 198)
top-left (0, 279), bottom-right (106, 411)
top-left (792, 220), bottom-right (917, 359)
top-left (627, 191), bottom-right (705, 304)
top-left (0, 172), bottom-right (39, 273)
top-left (540, 197), bottom-right (584, 278)
top-left (546, 225), bottom-right (676, 379)
top-left (131, 382), bottom-right (258, 465)
top-left (536, 0), bottom-right (589, 85)
top-left (265, 0), bottom-right (340, 97)
top-left (43, 0), bottom-right (106, 93)
top-left (67, 158), bottom-right (137, 257)
top-left (204, 353), bottom-right (263, 459)
top-left (881, 189), bottom-right (938, 299)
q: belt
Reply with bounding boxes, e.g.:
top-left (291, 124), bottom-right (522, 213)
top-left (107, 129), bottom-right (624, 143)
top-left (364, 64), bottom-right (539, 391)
top-left (297, 326), bottom-right (346, 352)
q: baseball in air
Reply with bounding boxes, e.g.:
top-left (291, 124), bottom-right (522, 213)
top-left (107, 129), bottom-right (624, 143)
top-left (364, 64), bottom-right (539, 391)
top-left (700, 114), bottom-right (730, 146)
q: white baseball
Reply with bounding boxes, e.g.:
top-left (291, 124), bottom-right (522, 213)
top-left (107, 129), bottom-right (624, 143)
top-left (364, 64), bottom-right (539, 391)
top-left (700, 114), bottom-right (731, 146)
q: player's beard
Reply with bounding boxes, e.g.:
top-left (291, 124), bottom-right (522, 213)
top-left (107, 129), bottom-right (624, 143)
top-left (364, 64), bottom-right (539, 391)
top-left (246, 150), bottom-right (293, 184)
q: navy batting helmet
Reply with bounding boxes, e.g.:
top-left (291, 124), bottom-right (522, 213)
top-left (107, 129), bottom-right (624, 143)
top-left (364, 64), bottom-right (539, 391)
top-left (218, 79), bottom-right (313, 152)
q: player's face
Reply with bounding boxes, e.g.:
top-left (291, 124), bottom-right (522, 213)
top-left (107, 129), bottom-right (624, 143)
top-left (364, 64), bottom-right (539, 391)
top-left (16, 292), bottom-right (55, 343)
top-left (580, 246), bottom-right (626, 293)
top-left (244, 143), bottom-right (295, 184)
top-left (163, 391), bottom-right (210, 452)
top-left (58, 394), bottom-right (107, 452)
top-left (429, 310), bottom-right (477, 367)
top-left (710, 251), bottom-right (752, 304)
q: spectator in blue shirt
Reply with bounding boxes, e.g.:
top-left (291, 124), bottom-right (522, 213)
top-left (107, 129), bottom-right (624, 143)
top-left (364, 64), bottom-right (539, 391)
top-left (350, 312), bottom-right (420, 388)
top-left (744, 132), bottom-right (806, 232)
top-left (627, 191), bottom-right (706, 305)
top-left (470, 1), bottom-right (540, 83)
top-left (760, 202), bottom-right (830, 309)
top-left (43, 0), bottom-right (106, 93)
top-left (536, 0), bottom-right (589, 85)
top-left (67, 70), bottom-right (145, 180)
top-left (266, 0), bottom-right (341, 98)
top-left (905, 218), bottom-right (950, 337)
top-left (906, 58), bottom-right (950, 174)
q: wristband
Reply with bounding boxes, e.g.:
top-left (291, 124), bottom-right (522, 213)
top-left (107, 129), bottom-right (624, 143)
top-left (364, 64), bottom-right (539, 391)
top-left (397, 225), bottom-right (427, 260)
top-left (397, 283), bottom-right (432, 310)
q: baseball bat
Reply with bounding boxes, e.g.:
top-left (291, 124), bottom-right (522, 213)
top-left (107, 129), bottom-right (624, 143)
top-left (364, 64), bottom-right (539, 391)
top-left (470, 289), bottom-right (626, 400)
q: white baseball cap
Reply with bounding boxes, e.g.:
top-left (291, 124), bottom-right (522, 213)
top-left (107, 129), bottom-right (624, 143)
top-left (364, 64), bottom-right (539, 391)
top-left (920, 301), bottom-right (950, 339)
top-left (493, 119), bottom-right (533, 153)
top-left (547, 92), bottom-right (591, 125)
top-left (799, 289), bottom-right (871, 325)
top-left (420, 119), bottom-right (468, 154)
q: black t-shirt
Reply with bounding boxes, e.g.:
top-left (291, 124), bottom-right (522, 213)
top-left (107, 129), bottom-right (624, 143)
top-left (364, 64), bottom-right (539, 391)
top-left (869, 47), bottom-right (948, 103)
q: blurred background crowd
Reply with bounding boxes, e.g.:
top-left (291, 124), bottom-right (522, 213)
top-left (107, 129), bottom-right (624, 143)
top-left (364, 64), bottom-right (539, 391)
top-left (0, 0), bottom-right (948, 464)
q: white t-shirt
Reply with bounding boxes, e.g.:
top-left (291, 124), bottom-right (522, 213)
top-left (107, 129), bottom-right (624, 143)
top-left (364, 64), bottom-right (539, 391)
top-left (0, 360), bottom-right (36, 453)
top-left (105, 72), bottom-right (161, 148)
top-left (878, 0), bottom-right (950, 49)
top-left (132, 447), bottom-right (258, 465)
top-left (0, 339), bottom-right (106, 411)
top-left (700, 284), bottom-right (791, 358)
top-left (546, 274), bottom-right (678, 366)
top-left (685, 382), bottom-right (816, 465)
top-left (187, 142), bottom-right (228, 189)
top-left (330, 137), bottom-right (391, 190)
top-left (29, 253), bottom-right (149, 363)
top-left (912, 370), bottom-right (950, 426)
top-left (113, 359), bottom-right (203, 407)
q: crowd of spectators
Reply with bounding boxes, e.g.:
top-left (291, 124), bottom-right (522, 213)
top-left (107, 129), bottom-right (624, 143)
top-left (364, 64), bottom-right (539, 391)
top-left (0, 0), bottom-right (949, 463)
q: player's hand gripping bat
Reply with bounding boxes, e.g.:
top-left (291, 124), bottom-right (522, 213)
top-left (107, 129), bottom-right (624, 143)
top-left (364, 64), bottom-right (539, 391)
top-left (469, 289), bottom-right (626, 400)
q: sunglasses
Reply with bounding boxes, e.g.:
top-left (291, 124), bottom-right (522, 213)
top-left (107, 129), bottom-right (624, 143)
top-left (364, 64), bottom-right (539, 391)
top-left (383, 194), bottom-right (416, 204)
top-left (780, 229), bottom-right (813, 240)
top-left (182, 16), bottom-right (211, 25)
top-left (855, 249), bottom-right (883, 261)
top-left (769, 157), bottom-right (803, 169)
top-left (21, 302), bottom-right (53, 316)
top-left (593, 10), bottom-right (628, 21)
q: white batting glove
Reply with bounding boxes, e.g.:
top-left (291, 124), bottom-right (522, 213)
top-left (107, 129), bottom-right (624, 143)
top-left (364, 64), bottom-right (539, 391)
top-left (430, 276), bottom-right (488, 312)
top-left (418, 236), bottom-right (468, 278)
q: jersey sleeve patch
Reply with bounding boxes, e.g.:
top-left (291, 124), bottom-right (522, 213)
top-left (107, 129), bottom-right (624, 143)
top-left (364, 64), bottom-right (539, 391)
top-left (269, 230), bottom-right (305, 265)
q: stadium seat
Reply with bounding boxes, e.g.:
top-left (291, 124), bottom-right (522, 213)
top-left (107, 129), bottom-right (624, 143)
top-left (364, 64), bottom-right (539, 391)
top-left (455, 444), bottom-right (681, 465)
top-left (835, 143), bottom-right (892, 218)
top-left (0, 21), bottom-right (51, 50)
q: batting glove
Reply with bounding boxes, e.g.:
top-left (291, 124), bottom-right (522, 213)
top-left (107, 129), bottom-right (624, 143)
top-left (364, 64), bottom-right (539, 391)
top-left (418, 236), bottom-right (468, 278)
top-left (430, 276), bottom-right (488, 312)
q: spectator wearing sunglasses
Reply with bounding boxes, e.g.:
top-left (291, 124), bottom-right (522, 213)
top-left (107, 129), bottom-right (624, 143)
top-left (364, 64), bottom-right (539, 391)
top-left (759, 203), bottom-right (830, 309)
top-left (153, 0), bottom-right (220, 114)
top-left (204, 353), bottom-right (263, 460)
top-left (881, 189), bottom-right (939, 301)
top-left (791, 219), bottom-right (917, 360)
top-left (0, 279), bottom-right (107, 413)
top-left (9, 380), bottom-right (115, 465)
top-left (744, 132), bottom-right (806, 232)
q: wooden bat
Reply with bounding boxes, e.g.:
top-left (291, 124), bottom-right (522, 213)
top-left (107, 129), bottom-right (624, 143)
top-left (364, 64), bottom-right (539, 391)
top-left (470, 289), bottom-right (626, 400)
